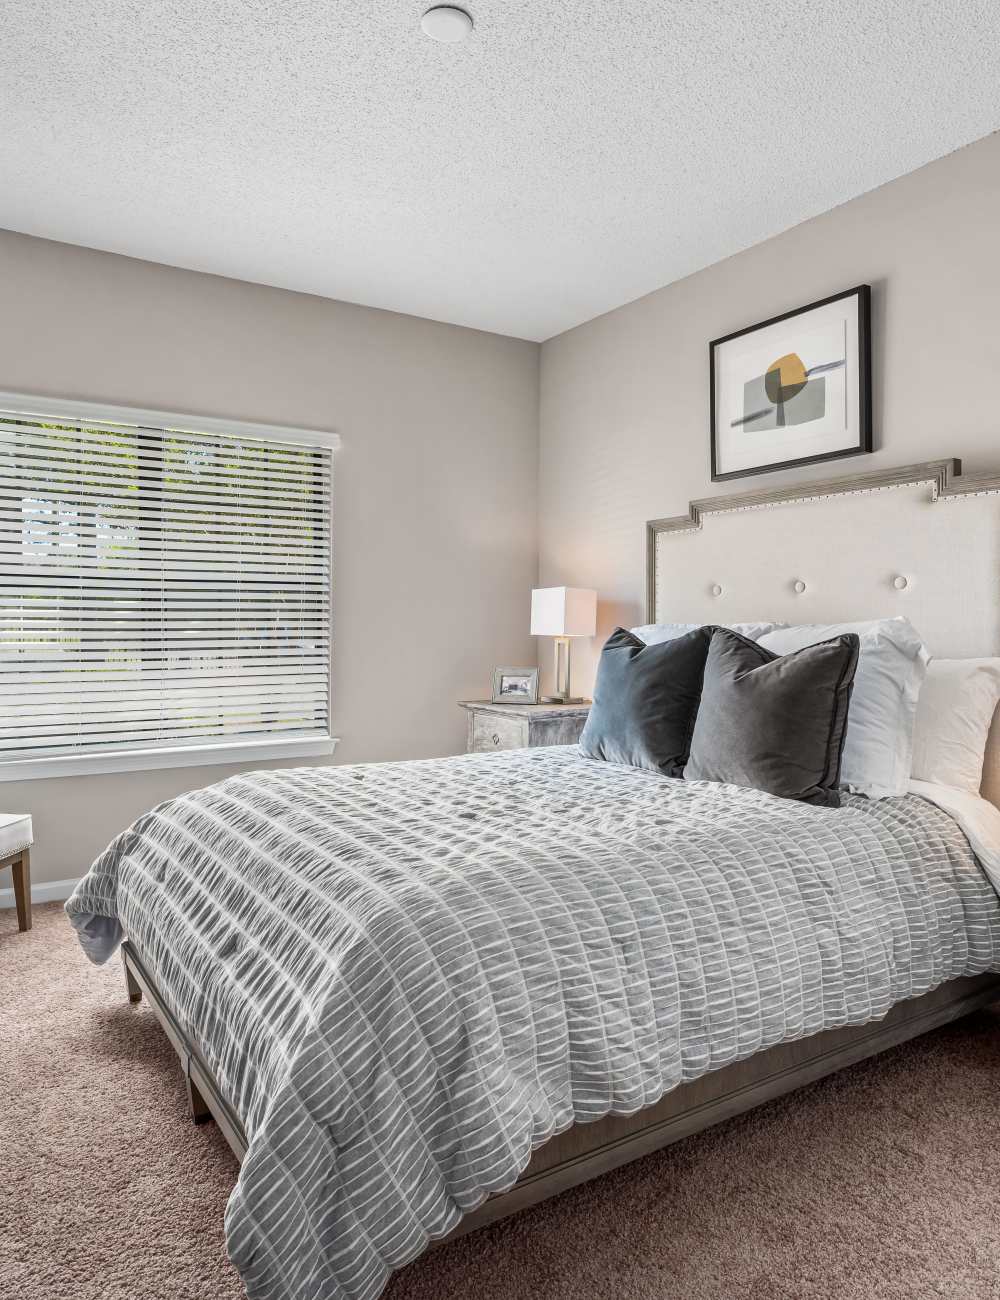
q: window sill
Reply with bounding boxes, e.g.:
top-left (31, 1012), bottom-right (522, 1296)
top-left (0, 736), bottom-right (339, 783)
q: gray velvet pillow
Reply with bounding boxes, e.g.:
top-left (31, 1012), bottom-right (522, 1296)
top-left (580, 625), bottom-right (715, 777)
top-left (685, 627), bottom-right (859, 806)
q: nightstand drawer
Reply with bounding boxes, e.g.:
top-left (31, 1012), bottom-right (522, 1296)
top-left (460, 701), bottom-right (590, 754)
top-left (470, 713), bottom-right (528, 752)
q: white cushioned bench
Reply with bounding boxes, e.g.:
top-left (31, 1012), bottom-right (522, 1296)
top-left (0, 814), bottom-right (33, 932)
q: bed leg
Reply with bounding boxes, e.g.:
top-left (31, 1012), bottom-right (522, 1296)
top-left (186, 1066), bottom-right (212, 1126)
top-left (122, 950), bottom-right (142, 1004)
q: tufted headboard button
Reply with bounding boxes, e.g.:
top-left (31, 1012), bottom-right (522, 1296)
top-left (892, 575), bottom-right (909, 590)
top-left (793, 579), bottom-right (807, 594)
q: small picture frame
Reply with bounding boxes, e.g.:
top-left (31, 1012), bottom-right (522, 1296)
top-left (491, 666), bottom-right (539, 705)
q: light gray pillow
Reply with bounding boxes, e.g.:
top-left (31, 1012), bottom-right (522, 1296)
top-left (686, 627), bottom-right (860, 807)
top-left (758, 617), bottom-right (929, 799)
top-left (632, 621), bottom-right (786, 646)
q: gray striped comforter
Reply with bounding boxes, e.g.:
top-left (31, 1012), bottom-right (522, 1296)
top-left (66, 746), bottom-right (1000, 1300)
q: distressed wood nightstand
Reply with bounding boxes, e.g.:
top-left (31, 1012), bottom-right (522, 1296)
top-left (459, 701), bottom-right (590, 754)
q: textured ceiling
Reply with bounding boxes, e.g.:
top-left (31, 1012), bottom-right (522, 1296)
top-left (1, 1), bottom-right (999, 340)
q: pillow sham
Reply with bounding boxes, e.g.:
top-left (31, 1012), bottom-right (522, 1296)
top-left (580, 625), bottom-right (714, 777)
top-left (632, 621), bottom-right (785, 645)
top-left (910, 658), bottom-right (1000, 794)
top-left (758, 617), bottom-right (929, 800)
top-left (685, 627), bottom-right (860, 807)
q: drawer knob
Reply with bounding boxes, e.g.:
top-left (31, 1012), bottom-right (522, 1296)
top-left (492, 733), bottom-right (501, 745)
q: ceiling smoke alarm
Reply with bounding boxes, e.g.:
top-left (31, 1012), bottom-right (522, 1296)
top-left (421, 6), bottom-right (474, 42)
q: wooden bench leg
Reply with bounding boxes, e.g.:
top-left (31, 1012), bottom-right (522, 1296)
top-left (11, 849), bottom-right (30, 932)
top-left (122, 949), bottom-right (142, 1003)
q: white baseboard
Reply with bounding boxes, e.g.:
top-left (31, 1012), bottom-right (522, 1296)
top-left (0, 875), bottom-right (80, 908)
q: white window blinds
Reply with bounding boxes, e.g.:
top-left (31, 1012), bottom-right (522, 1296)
top-left (0, 398), bottom-right (336, 779)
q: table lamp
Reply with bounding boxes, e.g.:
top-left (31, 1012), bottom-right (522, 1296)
top-left (530, 587), bottom-right (597, 703)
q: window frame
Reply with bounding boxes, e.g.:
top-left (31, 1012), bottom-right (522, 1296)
top-left (0, 391), bottom-right (340, 783)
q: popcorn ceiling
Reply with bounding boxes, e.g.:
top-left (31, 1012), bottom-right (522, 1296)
top-left (0, 0), bottom-right (998, 340)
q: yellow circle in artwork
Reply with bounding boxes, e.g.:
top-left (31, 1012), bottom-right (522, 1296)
top-left (765, 352), bottom-right (808, 404)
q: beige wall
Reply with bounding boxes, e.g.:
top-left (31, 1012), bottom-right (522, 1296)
top-left (538, 132), bottom-right (1000, 697)
top-left (0, 231), bottom-right (539, 885)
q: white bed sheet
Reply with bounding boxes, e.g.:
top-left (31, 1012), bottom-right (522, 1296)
top-left (909, 779), bottom-right (1000, 889)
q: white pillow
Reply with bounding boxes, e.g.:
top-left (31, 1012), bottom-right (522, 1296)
top-left (910, 659), bottom-right (1000, 794)
top-left (758, 617), bottom-right (930, 800)
top-left (632, 621), bottom-right (786, 645)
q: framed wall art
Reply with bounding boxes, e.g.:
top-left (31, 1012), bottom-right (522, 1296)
top-left (710, 284), bottom-right (872, 481)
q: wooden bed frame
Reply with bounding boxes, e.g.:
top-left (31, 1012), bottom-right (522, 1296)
top-left (121, 939), bottom-right (1000, 1240)
top-left (119, 458), bottom-right (1000, 1241)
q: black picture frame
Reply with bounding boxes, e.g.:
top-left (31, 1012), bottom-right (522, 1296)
top-left (709, 284), bottom-right (872, 482)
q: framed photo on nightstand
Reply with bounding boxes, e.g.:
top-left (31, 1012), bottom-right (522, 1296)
top-left (491, 667), bottom-right (539, 705)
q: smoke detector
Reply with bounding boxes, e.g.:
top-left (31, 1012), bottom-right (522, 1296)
top-left (421, 6), bottom-right (474, 42)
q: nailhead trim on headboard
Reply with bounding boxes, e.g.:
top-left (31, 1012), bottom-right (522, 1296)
top-left (645, 458), bottom-right (1000, 622)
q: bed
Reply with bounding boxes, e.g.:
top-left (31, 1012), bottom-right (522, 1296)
top-left (67, 457), bottom-right (1000, 1300)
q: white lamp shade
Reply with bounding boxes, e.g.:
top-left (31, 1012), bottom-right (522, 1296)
top-left (530, 587), bottom-right (597, 637)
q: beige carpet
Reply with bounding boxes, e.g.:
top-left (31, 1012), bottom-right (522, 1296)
top-left (4, 903), bottom-right (1000, 1300)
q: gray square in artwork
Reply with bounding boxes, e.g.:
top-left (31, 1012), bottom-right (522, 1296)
top-left (740, 374), bottom-right (826, 430)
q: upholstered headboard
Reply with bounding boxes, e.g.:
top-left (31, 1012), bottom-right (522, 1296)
top-left (647, 459), bottom-right (1000, 657)
top-left (646, 457), bottom-right (1000, 803)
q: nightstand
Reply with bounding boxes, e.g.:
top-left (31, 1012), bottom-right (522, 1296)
top-left (459, 701), bottom-right (590, 754)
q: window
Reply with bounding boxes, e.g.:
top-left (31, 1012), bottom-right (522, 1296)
top-left (0, 394), bottom-right (338, 780)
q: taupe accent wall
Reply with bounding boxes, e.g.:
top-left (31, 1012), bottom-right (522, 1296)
top-left (0, 231), bottom-right (539, 885)
top-left (538, 131), bottom-right (1000, 697)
